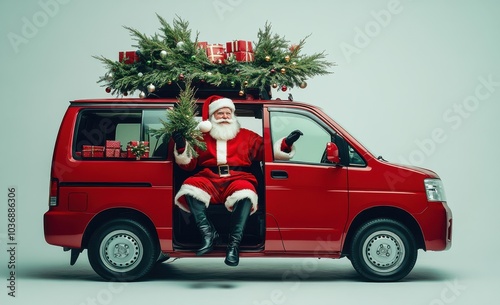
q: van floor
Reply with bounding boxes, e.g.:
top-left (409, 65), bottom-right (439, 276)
top-left (172, 204), bottom-right (265, 251)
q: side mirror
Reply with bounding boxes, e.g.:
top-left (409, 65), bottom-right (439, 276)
top-left (326, 142), bottom-right (340, 164)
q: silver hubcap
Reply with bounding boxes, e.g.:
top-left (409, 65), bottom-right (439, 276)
top-left (362, 230), bottom-right (405, 273)
top-left (100, 230), bottom-right (143, 272)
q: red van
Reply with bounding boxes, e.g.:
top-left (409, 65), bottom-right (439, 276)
top-left (44, 95), bottom-right (452, 282)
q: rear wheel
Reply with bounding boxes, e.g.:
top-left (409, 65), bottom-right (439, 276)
top-left (88, 219), bottom-right (159, 281)
top-left (350, 218), bottom-right (417, 282)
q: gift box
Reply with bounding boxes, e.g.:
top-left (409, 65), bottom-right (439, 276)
top-left (206, 44), bottom-right (225, 64)
top-left (228, 51), bottom-right (255, 62)
top-left (119, 51), bottom-right (139, 64)
top-left (197, 41), bottom-right (208, 49)
top-left (127, 141), bottom-right (149, 159)
top-left (226, 40), bottom-right (253, 53)
top-left (105, 140), bottom-right (121, 157)
top-left (82, 145), bottom-right (105, 158)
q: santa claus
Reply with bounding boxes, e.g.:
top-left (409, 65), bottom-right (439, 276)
top-left (172, 95), bottom-right (302, 266)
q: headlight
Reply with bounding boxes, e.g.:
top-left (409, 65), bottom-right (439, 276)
top-left (424, 178), bottom-right (447, 202)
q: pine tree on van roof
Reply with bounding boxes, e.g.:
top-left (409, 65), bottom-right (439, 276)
top-left (94, 14), bottom-right (334, 99)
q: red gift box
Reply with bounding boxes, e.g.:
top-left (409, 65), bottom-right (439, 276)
top-left (128, 141), bottom-right (149, 147)
top-left (229, 51), bottom-right (255, 62)
top-left (127, 141), bottom-right (149, 158)
top-left (226, 40), bottom-right (253, 53)
top-left (105, 140), bottom-right (121, 157)
top-left (206, 44), bottom-right (225, 64)
top-left (119, 51), bottom-right (139, 64)
top-left (197, 41), bottom-right (208, 49)
top-left (82, 145), bottom-right (105, 158)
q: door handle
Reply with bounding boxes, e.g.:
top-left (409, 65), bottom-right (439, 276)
top-left (270, 170), bottom-right (288, 179)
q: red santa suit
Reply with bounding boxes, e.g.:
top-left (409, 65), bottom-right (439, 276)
top-left (173, 95), bottom-right (295, 215)
top-left (174, 128), bottom-right (264, 214)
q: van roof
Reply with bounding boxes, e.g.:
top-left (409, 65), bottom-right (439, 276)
top-left (69, 97), bottom-right (311, 108)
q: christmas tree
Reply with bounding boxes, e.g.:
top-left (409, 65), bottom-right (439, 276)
top-left (94, 14), bottom-right (334, 99)
top-left (152, 79), bottom-right (206, 157)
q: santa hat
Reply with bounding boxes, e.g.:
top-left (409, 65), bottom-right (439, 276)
top-left (197, 95), bottom-right (235, 132)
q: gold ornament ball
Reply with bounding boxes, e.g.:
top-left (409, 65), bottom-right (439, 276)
top-left (265, 55), bottom-right (271, 62)
top-left (300, 81), bottom-right (308, 89)
top-left (280, 68), bottom-right (286, 74)
top-left (147, 83), bottom-right (156, 93)
top-left (284, 55), bottom-right (290, 62)
top-left (239, 90), bottom-right (245, 96)
top-left (160, 50), bottom-right (167, 58)
top-left (272, 83), bottom-right (278, 88)
top-left (139, 91), bottom-right (146, 98)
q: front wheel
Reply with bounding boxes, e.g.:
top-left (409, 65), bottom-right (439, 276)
top-left (88, 219), bottom-right (159, 281)
top-left (350, 218), bottom-right (417, 282)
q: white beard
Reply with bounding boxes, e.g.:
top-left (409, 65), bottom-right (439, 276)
top-left (209, 116), bottom-right (240, 141)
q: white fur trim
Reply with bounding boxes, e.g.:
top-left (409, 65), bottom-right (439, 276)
top-left (225, 189), bottom-right (259, 215)
top-left (216, 140), bottom-right (227, 164)
top-left (174, 184), bottom-right (211, 213)
top-left (173, 142), bottom-right (193, 165)
top-left (197, 120), bottom-right (212, 133)
top-left (273, 137), bottom-right (296, 160)
top-left (208, 98), bottom-right (235, 116)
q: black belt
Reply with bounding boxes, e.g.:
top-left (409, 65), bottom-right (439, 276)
top-left (208, 165), bottom-right (251, 177)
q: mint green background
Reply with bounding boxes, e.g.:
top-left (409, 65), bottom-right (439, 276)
top-left (1, 0), bottom-right (499, 304)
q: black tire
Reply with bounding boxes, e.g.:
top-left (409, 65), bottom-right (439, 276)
top-left (88, 219), bottom-right (159, 281)
top-left (349, 218), bottom-right (417, 282)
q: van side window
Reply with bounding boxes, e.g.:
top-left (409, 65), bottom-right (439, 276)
top-left (143, 109), bottom-right (171, 158)
top-left (270, 111), bottom-right (331, 164)
top-left (73, 109), bottom-right (169, 160)
top-left (348, 144), bottom-right (366, 166)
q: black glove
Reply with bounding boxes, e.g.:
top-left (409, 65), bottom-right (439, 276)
top-left (285, 130), bottom-right (303, 146)
top-left (171, 131), bottom-right (185, 150)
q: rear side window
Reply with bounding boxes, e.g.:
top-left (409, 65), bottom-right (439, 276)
top-left (73, 109), bottom-right (169, 160)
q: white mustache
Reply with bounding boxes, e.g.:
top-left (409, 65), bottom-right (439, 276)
top-left (213, 118), bottom-right (234, 124)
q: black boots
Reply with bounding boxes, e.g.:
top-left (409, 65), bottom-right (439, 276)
top-left (225, 199), bottom-right (252, 266)
top-left (186, 196), bottom-right (219, 256)
top-left (186, 196), bottom-right (252, 264)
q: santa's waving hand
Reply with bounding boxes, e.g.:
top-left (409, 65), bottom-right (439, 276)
top-left (172, 95), bottom-right (302, 266)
